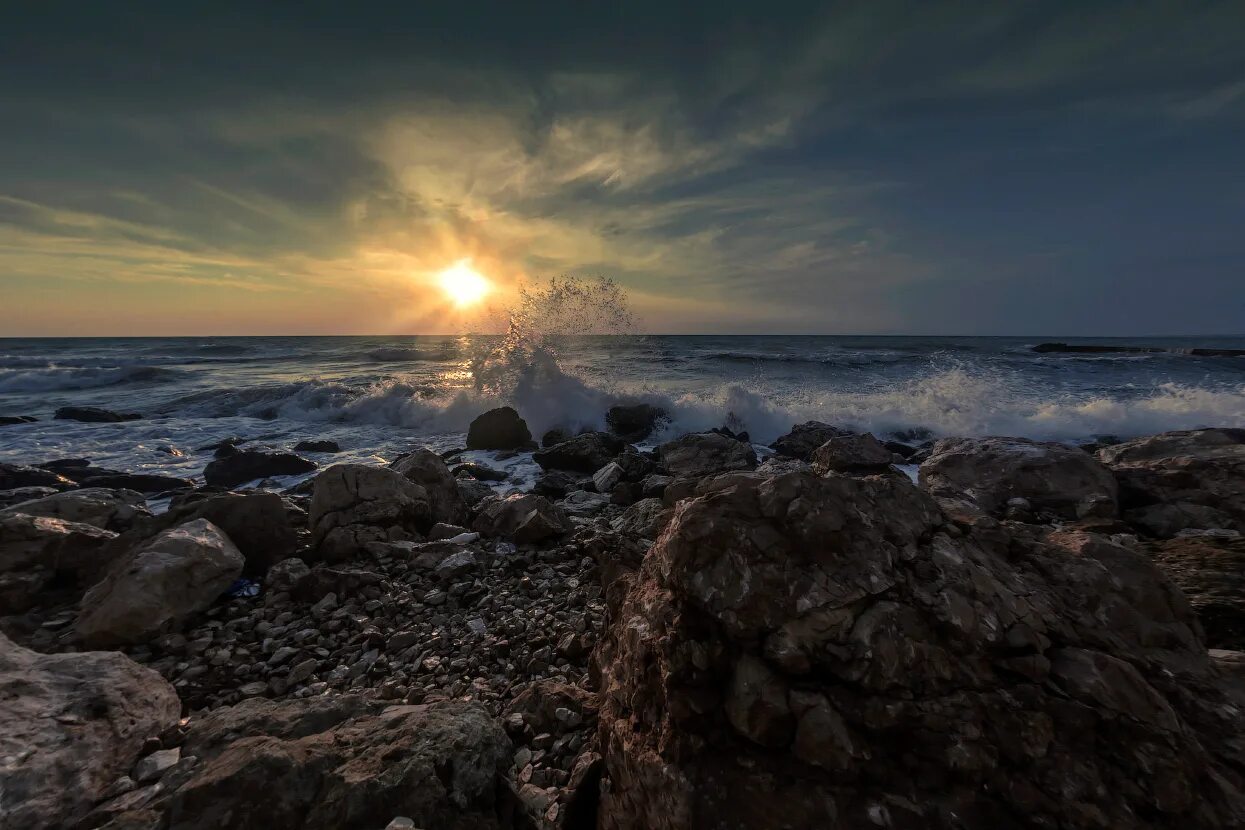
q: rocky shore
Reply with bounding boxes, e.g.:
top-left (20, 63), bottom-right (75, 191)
top-left (3, 407), bottom-right (1245, 829)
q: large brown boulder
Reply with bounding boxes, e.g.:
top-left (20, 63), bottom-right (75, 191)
top-left (1099, 429), bottom-right (1245, 534)
top-left (769, 421), bottom-right (852, 460)
top-left (658, 432), bottom-right (757, 479)
top-left (309, 464), bottom-right (431, 561)
top-left (95, 695), bottom-right (512, 830)
top-left (0, 631), bottom-right (180, 830)
top-left (76, 518), bottom-right (244, 647)
top-left (473, 493), bottom-right (569, 543)
top-left (147, 490), bottom-right (304, 575)
top-left (919, 436), bottom-right (1118, 519)
top-left (594, 469), bottom-right (1245, 829)
top-left (0, 512), bottom-right (118, 611)
top-left (0, 487), bottom-right (149, 531)
top-left (391, 448), bottom-right (468, 526)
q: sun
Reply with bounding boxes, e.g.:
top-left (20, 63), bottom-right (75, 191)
top-left (438, 261), bottom-right (491, 307)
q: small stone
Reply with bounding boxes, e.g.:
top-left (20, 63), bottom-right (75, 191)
top-left (385, 818), bottom-right (417, 830)
top-left (132, 748), bottom-right (180, 783)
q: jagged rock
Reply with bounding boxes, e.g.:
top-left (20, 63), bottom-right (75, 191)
top-left (593, 462), bottom-right (625, 493)
top-left (534, 432), bottom-right (625, 473)
top-left (640, 474), bottom-right (673, 499)
top-left (606, 404), bottom-right (667, 441)
top-left (1144, 535), bottom-right (1245, 649)
top-left (0, 486), bottom-right (58, 508)
top-left (76, 518), bottom-right (244, 647)
top-left (466, 406), bottom-right (532, 450)
top-left (769, 421), bottom-right (852, 460)
top-left (100, 696), bottom-right (511, 830)
top-left (657, 432), bottom-right (757, 478)
top-left (0, 513), bottom-right (117, 611)
top-left (391, 448), bottom-right (468, 526)
top-left (0, 487), bottom-right (149, 531)
top-left (534, 470), bottom-right (588, 499)
top-left (456, 478), bottom-right (494, 508)
top-left (61, 471), bottom-right (195, 493)
top-left (1126, 502), bottom-right (1236, 538)
top-left (610, 498), bottom-right (671, 540)
top-left (142, 491), bottom-right (303, 574)
top-left (0, 462), bottom-right (77, 491)
top-left (919, 436), bottom-right (1118, 520)
top-left (294, 440), bottom-right (341, 453)
top-left (452, 462), bottom-right (509, 482)
top-left (595, 469), bottom-right (1245, 829)
top-left (1100, 429), bottom-right (1245, 532)
top-left (809, 433), bottom-right (896, 473)
top-left (266, 557), bottom-right (311, 593)
top-left (560, 490), bottom-right (612, 518)
top-left (0, 631), bottom-right (179, 830)
top-left (53, 406), bottom-right (141, 423)
top-left (309, 464), bottom-right (431, 561)
top-left (473, 494), bottom-right (569, 543)
top-left (203, 450), bottom-right (317, 489)
top-left (505, 680), bottom-right (599, 736)
top-left (542, 428), bottom-right (570, 448)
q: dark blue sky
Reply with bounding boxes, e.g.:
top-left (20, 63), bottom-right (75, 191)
top-left (4, 2), bottom-right (1244, 334)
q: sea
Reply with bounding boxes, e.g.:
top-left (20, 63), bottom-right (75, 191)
top-left (2, 335), bottom-right (1245, 491)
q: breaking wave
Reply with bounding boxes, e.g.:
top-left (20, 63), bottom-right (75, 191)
top-left (0, 365), bottom-right (186, 393)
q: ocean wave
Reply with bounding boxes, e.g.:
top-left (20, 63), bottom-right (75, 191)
top-left (0, 365), bottom-right (186, 393)
top-left (364, 346), bottom-right (459, 363)
top-left (700, 350), bottom-right (914, 367)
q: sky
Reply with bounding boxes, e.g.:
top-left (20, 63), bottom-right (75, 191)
top-left (3, 1), bottom-right (1245, 336)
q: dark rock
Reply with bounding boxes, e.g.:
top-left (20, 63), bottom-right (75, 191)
top-left (657, 432), bottom-right (757, 479)
top-left (0, 512), bottom-right (118, 611)
top-left (809, 433), bottom-right (896, 472)
top-left (139, 491), bottom-right (303, 575)
top-left (466, 406), bottom-right (532, 450)
top-left (309, 464), bottom-right (430, 561)
top-left (605, 404), bottom-right (668, 441)
top-left (294, 440), bottom-right (341, 453)
top-left (1033, 342), bottom-right (1166, 354)
top-left (1145, 535), bottom-right (1245, 649)
top-left (883, 440), bottom-right (918, 459)
top-left (541, 428), bottom-right (570, 448)
top-left (533, 432), bottom-right (625, 473)
top-left (0, 415), bottom-right (37, 425)
top-left (457, 478), bottom-right (494, 508)
top-left (53, 406), bottom-right (142, 423)
top-left (0, 486), bottom-right (150, 531)
top-left (453, 462), bottom-right (509, 482)
top-left (473, 493), bottom-right (569, 543)
top-left (204, 450), bottom-right (317, 489)
top-left (72, 472), bottom-right (195, 493)
top-left (0, 462), bottom-right (77, 491)
top-left (769, 421), bottom-right (852, 460)
top-left (391, 448), bottom-right (469, 526)
top-left (534, 470), bottom-right (588, 499)
top-left (0, 486), bottom-right (59, 508)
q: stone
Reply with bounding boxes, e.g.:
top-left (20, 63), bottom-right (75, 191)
top-left (592, 462), bottom-right (625, 493)
top-left (0, 485), bottom-right (58, 508)
top-left (610, 497), bottom-right (671, 540)
top-left (452, 462), bottom-right (509, 482)
top-left (457, 478), bottom-right (494, 508)
top-left (203, 449), bottom-right (317, 489)
top-left (606, 403), bottom-right (668, 441)
top-left (466, 406), bottom-right (532, 450)
top-left (64, 471), bottom-right (195, 492)
top-left (391, 448), bottom-right (468, 526)
top-left (919, 436), bottom-right (1118, 519)
top-left (0, 631), bottom-right (179, 829)
top-left (533, 469), bottom-right (587, 498)
top-left (76, 518), bottom-right (245, 647)
top-left (657, 432), bottom-right (757, 478)
top-left (0, 487), bottom-right (150, 531)
top-left (138, 491), bottom-right (302, 574)
top-left (0, 414), bottom-right (37, 425)
top-left (640, 474), bottom-right (673, 499)
top-left (294, 440), bottom-right (341, 453)
top-left (54, 406), bottom-right (142, 423)
top-left (533, 431), bottom-right (626, 473)
top-left (266, 557), bottom-right (311, 593)
top-left (1144, 535), bottom-right (1245, 649)
top-left (809, 432), bottom-right (895, 472)
top-left (769, 421), bottom-right (852, 460)
top-left (0, 512), bottom-right (118, 611)
top-left (132, 747), bottom-right (181, 783)
top-left (0, 462), bottom-right (77, 491)
top-left (595, 468), bottom-right (1245, 830)
top-left (309, 464), bottom-right (431, 561)
top-left (473, 493), bottom-right (568, 543)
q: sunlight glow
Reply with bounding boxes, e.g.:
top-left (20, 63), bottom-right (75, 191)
top-left (438, 261), bottom-right (491, 306)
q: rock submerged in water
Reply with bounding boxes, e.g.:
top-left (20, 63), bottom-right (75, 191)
top-left (534, 431), bottom-right (625, 473)
top-left (466, 406), bottom-right (532, 450)
top-left (606, 403), bottom-right (667, 441)
top-left (203, 449), bottom-right (317, 489)
top-left (53, 406), bottom-right (142, 423)
top-left (294, 439), bottom-right (341, 453)
top-left (0, 414), bottom-right (37, 425)
top-left (0, 486), bottom-right (149, 531)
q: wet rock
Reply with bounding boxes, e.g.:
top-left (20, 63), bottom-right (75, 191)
top-left (309, 464), bottom-right (431, 561)
top-left (657, 432), bottom-right (757, 478)
top-left (102, 696), bottom-right (512, 830)
top-left (474, 494), bottom-right (569, 543)
top-left (542, 428), bottom-right (570, 448)
top-left (457, 478), bottom-right (494, 508)
top-left (0, 487), bottom-right (149, 531)
top-left (595, 468), bottom-right (1245, 830)
top-left (203, 450), bottom-right (317, 489)
top-left (76, 518), bottom-right (245, 647)
top-left (466, 406), bottom-right (532, 450)
top-left (54, 406), bottom-right (142, 423)
top-left (142, 491), bottom-right (303, 574)
top-left (809, 432), bottom-right (896, 473)
top-left (68, 472), bottom-right (196, 493)
top-left (294, 440), bottom-right (341, 453)
top-left (919, 436), bottom-right (1118, 520)
top-left (534, 470), bottom-right (588, 499)
top-left (769, 421), bottom-right (852, 460)
top-left (391, 448), bottom-right (469, 525)
top-left (0, 415), bottom-right (37, 425)
top-left (0, 512), bottom-right (117, 611)
top-left (0, 631), bottom-right (179, 830)
top-left (534, 432), bottom-right (625, 473)
top-left (1100, 428), bottom-right (1245, 533)
top-left (606, 404), bottom-right (668, 441)
top-left (0, 462), bottom-right (77, 491)
top-left (0, 485), bottom-right (58, 508)
top-left (1145, 535), bottom-right (1245, 649)
top-left (453, 462), bottom-right (509, 482)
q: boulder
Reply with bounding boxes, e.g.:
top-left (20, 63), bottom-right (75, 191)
top-left (0, 513), bottom-right (118, 611)
top-left (0, 632), bottom-right (180, 830)
top-left (595, 469), bottom-right (1245, 829)
top-left (456, 478), bottom-right (494, 508)
top-left (452, 462), bottom-right (509, 482)
top-left (76, 518), bottom-right (245, 647)
top-left (534, 469), bottom-right (588, 499)
top-left (0, 485), bottom-right (59, 508)
top-left (309, 464), bottom-right (431, 561)
top-left (919, 436), bottom-right (1118, 519)
top-left (1144, 535), bottom-right (1245, 649)
top-left (391, 448), bottom-right (468, 526)
top-left (809, 432), bottom-right (896, 473)
top-left (0, 462), bottom-right (77, 491)
top-left (143, 491), bottom-right (303, 574)
top-left (1099, 429), bottom-right (1245, 532)
top-left (609, 497), bottom-right (671, 540)
top-left (466, 406), bottom-right (532, 450)
top-left (266, 557), bottom-right (311, 594)
top-left (593, 462), bottom-right (625, 493)
top-left (533, 432), bottom-right (625, 473)
top-left (606, 403), bottom-right (668, 441)
top-left (657, 432), bottom-right (757, 479)
top-left (294, 439), bottom-right (341, 453)
top-left (769, 421), bottom-right (852, 460)
top-left (0, 415), bottom-right (37, 425)
top-left (0, 487), bottom-right (149, 531)
top-left (203, 450), bottom-right (317, 489)
top-left (58, 469), bottom-right (195, 492)
top-left (96, 696), bottom-right (512, 830)
top-left (472, 494), bottom-right (569, 543)
top-left (541, 428), bottom-right (570, 447)
top-left (53, 406), bottom-right (141, 423)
